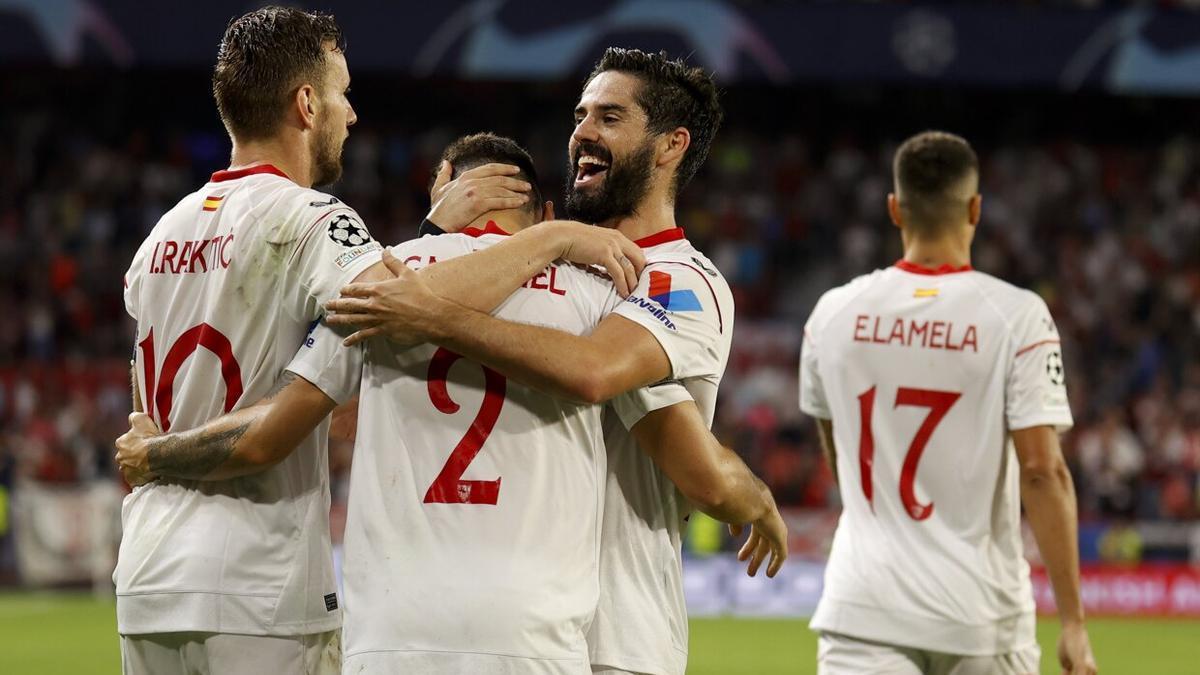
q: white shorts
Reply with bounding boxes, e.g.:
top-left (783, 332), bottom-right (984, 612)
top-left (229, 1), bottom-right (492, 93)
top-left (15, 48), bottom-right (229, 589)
top-left (120, 630), bottom-right (340, 675)
top-left (817, 632), bottom-right (1040, 675)
top-left (591, 669), bottom-right (651, 675)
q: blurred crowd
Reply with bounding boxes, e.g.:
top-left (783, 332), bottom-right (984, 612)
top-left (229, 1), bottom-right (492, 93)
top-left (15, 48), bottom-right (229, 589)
top-left (0, 81), bottom-right (1197, 532)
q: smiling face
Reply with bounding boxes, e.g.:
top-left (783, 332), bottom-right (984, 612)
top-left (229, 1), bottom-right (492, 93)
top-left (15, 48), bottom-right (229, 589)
top-left (565, 71), bottom-right (658, 225)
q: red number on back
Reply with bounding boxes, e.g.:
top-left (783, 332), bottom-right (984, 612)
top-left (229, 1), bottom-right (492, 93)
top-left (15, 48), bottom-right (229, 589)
top-left (423, 347), bottom-right (506, 505)
top-left (856, 385), bottom-right (961, 521)
top-left (138, 323), bottom-right (244, 432)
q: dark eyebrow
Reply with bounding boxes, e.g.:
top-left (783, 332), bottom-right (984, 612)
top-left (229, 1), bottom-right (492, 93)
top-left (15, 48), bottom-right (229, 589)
top-left (575, 103), bottom-right (629, 117)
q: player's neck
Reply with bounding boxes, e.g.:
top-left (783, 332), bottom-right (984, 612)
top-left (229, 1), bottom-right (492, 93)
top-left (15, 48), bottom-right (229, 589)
top-left (901, 234), bottom-right (971, 270)
top-left (466, 211), bottom-right (531, 234)
top-left (604, 192), bottom-right (678, 242)
top-left (228, 136), bottom-right (313, 188)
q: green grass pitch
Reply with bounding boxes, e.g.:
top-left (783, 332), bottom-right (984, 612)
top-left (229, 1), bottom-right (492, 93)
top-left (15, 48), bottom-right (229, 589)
top-left (0, 592), bottom-right (1196, 673)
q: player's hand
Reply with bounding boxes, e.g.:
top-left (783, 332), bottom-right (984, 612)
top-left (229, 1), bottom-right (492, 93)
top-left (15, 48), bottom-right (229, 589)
top-left (1057, 621), bottom-right (1097, 675)
top-left (115, 412), bottom-right (161, 487)
top-left (325, 249), bottom-right (442, 347)
top-left (536, 220), bottom-right (646, 297)
top-left (426, 161), bottom-right (531, 233)
top-left (730, 502), bottom-right (788, 578)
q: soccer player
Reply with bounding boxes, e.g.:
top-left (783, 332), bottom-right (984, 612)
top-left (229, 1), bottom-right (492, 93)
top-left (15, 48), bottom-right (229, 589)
top-left (799, 131), bottom-right (1097, 674)
top-left (115, 9), bottom-right (642, 673)
top-left (324, 48), bottom-right (786, 675)
top-left (117, 132), bottom-right (777, 673)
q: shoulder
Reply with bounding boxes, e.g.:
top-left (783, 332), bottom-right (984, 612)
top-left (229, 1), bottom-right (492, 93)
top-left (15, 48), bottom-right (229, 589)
top-left (644, 247), bottom-right (732, 307)
top-left (962, 271), bottom-right (1050, 328)
top-left (808, 269), bottom-right (886, 329)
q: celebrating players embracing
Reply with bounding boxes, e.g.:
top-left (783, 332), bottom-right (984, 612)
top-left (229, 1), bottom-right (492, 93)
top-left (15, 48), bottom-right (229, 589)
top-left (800, 131), bottom-right (1097, 675)
top-left (115, 9), bottom-right (645, 674)
top-left (326, 48), bottom-right (788, 675)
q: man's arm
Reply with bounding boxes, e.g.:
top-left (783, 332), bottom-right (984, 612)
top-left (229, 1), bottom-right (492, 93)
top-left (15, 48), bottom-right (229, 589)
top-left (328, 264), bottom-right (668, 403)
top-left (431, 296), bottom-right (669, 404)
top-left (115, 372), bottom-right (337, 484)
top-left (815, 418), bottom-right (837, 483)
top-left (631, 401), bottom-right (787, 577)
top-left (1012, 425), bottom-right (1097, 675)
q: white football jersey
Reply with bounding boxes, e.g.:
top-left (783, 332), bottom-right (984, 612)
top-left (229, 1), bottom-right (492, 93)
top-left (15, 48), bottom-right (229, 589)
top-left (588, 228), bottom-right (736, 675)
top-left (117, 165), bottom-right (382, 636)
top-left (287, 224), bottom-right (623, 674)
top-left (800, 260), bottom-right (1073, 655)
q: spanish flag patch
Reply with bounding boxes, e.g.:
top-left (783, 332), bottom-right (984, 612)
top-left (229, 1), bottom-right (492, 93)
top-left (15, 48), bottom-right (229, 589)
top-left (202, 195), bottom-right (224, 212)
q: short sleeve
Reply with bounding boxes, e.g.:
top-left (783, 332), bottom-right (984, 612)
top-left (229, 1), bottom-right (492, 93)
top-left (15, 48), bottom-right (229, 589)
top-left (287, 205), bottom-right (383, 306)
top-left (285, 322), bottom-right (364, 405)
top-left (610, 381), bottom-right (694, 430)
top-left (1006, 293), bottom-right (1073, 432)
top-left (612, 262), bottom-right (728, 380)
top-left (799, 322), bottom-right (830, 419)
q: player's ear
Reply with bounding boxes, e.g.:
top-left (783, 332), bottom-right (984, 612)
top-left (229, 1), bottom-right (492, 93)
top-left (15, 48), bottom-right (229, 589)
top-left (968, 194), bottom-right (982, 226)
top-left (887, 193), bottom-right (903, 228)
top-left (657, 127), bottom-right (690, 168)
top-left (296, 84), bottom-right (318, 131)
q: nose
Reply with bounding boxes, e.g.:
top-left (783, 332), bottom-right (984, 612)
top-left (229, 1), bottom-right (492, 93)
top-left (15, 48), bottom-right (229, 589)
top-left (347, 103), bottom-right (357, 128)
top-left (572, 114), bottom-right (599, 145)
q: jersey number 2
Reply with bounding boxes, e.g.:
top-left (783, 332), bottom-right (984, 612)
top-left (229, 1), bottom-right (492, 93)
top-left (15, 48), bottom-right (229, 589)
top-left (137, 324), bottom-right (243, 432)
top-left (857, 386), bottom-right (960, 520)
top-left (424, 347), bottom-right (506, 505)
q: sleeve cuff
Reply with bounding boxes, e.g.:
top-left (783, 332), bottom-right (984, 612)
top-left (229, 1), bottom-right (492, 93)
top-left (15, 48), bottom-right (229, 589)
top-left (418, 219), bottom-right (447, 237)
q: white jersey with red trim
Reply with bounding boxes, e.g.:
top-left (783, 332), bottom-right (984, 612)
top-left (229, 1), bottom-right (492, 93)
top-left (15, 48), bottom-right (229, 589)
top-left (286, 223), bottom-right (624, 674)
top-left (588, 227), bottom-right (735, 675)
top-left (117, 165), bottom-right (382, 636)
top-left (800, 261), bottom-right (1073, 655)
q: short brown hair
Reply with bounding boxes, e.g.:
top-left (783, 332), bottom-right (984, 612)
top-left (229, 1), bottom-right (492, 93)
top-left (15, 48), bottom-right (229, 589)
top-left (588, 48), bottom-right (723, 197)
top-left (893, 131), bottom-right (979, 233)
top-left (440, 133), bottom-right (543, 216)
top-left (212, 6), bottom-right (345, 141)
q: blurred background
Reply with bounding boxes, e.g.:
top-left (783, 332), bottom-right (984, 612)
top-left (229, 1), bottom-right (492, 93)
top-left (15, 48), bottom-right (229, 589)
top-left (1, 1), bottom-right (1198, 673)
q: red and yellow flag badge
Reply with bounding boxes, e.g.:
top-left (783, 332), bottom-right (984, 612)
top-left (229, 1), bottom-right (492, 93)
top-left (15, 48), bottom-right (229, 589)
top-left (202, 195), bottom-right (224, 212)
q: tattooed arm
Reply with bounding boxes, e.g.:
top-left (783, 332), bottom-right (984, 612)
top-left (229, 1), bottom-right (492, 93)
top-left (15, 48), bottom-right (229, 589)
top-left (115, 371), bottom-right (338, 484)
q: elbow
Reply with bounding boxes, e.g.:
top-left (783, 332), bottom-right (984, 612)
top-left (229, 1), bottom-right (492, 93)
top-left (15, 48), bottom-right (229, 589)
top-left (242, 442), bottom-right (289, 471)
top-left (562, 357), bottom-right (617, 405)
top-left (680, 472), bottom-right (737, 516)
top-left (1021, 455), bottom-right (1072, 491)
top-left (571, 374), bottom-right (609, 405)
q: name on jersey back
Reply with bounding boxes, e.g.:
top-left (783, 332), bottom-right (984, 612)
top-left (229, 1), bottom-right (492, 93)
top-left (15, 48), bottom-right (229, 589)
top-left (404, 254), bottom-right (569, 296)
top-left (852, 314), bottom-right (978, 352)
top-left (147, 234), bottom-right (234, 275)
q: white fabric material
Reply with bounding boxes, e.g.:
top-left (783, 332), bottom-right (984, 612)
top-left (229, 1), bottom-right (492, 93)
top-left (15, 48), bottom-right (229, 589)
top-left (120, 630), bottom-right (341, 675)
top-left (117, 169), bottom-right (381, 636)
top-left (589, 235), bottom-right (735, 675)
top-left (817, 632), bottom-right (1040, 675)
top-left (287, 231), bottom-right (621, 674)
top-left (800, 265), bottom-right (1073, 655)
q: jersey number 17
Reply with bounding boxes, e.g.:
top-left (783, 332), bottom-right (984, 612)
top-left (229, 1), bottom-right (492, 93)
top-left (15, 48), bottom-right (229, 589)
top-left (856, 386), bottom-right (961, 521)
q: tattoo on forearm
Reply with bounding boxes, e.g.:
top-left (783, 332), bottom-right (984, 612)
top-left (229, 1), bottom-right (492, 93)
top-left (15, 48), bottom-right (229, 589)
top-left (147, 423), bottom-right (251, 479)
top-left (265, 371), bottom-right (298, 399)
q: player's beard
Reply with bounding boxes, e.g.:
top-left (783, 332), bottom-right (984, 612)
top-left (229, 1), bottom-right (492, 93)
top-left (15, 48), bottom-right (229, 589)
top-left (564, 139), bottom-right (654, 225)
top-left (312, 121), bottom-right (345, 187)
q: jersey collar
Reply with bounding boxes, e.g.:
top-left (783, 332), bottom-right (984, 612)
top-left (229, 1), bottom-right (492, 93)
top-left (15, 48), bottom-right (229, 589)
top-left (894, 259), bottom-right (973, 276)
top-left (633, 227), bottom-right (685, 248)
top-left (461, 220), bottom-right (512, 238)
top-left (210, 164), bottom-right (291, 183)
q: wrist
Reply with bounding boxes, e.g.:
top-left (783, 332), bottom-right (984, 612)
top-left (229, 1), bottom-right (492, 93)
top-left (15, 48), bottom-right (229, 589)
top-left (423, 296), bottom-right (465, 341)
top-left (1061, 612), bottom-right (1086, 627)
top-left (517, 222), bottom-right (566, 264)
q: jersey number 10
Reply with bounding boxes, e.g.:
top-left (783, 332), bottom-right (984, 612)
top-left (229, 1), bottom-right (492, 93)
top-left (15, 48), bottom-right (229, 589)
top-left (856, 386), bottom-right (961, 521)
top-left (137, 324), bottom-right (243, 432)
